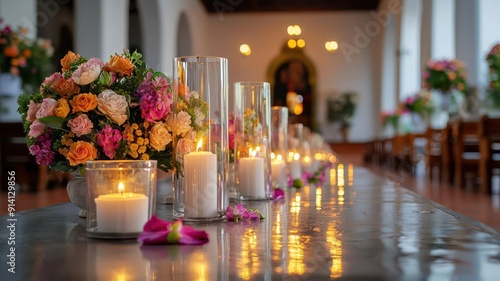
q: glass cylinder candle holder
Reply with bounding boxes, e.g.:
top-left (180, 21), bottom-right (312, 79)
top-left (86, 160), bottom-right (157, 239)
top-left (172, 56), bottom-right (229, 221)
top-left (233, 81), bottom-right (272, 200)
top-left (287, 123), bottom-right (303, 180)
top-left (271, 106), bottom-right (289, 189)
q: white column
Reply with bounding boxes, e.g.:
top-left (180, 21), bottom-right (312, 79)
top-left (399, 0), bottom-right (422, 99)
top-left (0, 0), bottom-right (36, 39)
top-left (430, 0), bottom-right (455, 59)
top-left (478, 0), bottom-right (500, 90)
top-left (455, 0), bottom-right (479, 88)
top-left (75, 0), bottom-right (128, 60)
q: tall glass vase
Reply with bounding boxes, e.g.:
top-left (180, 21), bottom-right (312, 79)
top-left (233, 82), bottom-right (272, 200)
top-left (172, 56), bottom-right (229, 221)
top-left (271, 106), bottom-right (289, 189)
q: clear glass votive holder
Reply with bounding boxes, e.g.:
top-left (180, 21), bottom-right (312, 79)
top-left (233, 81), bottom-right (272, 200)
top-left (271, 106), bottom-right (289, 188)
top-left (86, 160), bottom-right (157, 239)
top-left (172, 56), bottom-right (229, 221)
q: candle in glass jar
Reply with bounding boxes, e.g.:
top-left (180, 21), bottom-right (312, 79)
top-left (302, 155), bottom-right (314, 173)
top-left (95, 182), bottom-right (148, 233)
top-left (239, 148), bottom-right (265, 197)
top-left (287, 152), bottom-right (302, 179)
top-left (183, 140), bottom-right (218, 218)
top-left (271, 154), bottom-right (287, 188)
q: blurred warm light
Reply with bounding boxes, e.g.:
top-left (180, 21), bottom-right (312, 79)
top-left (326, 223), bottom-right (343, 278)
top-left (325, 41), bottom-right (339, 52)
top-left (270, 152), bottom-right (275, 160)
top-left (287, 234), bottom-right (305, 275)
top-left (288, 39), bottom-right (297, 48)
top-left (337, 164), bottom-right (345, 187)
top-left (296, 94), bottom-right (303, 103)
top-left (293, 25), bottom-right (301, 35)
top-left (297, 39), bottom-right (305, 48)
top-left (348, 164), bottom-right (354, 186)
top-left (239, 44), bottom-right (251, 56)
top-left (293, 152), bottom-right (300, 161)
top-left (316, 187), bottom-right (322, 210)
top-left (287, 24), bottom-right (302, 36)
top-left (293, 103), bottom-right (303, 115)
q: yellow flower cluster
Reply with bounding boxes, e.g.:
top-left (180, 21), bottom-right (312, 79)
top-left (58, 132), bottom-right (75, 157)
top-left (123, 122), bottom-right (150, 160)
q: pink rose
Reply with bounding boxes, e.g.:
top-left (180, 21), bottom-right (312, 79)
top-left (28, 120), bottom-right (45, 138)
top-left (41, 72), bottom-right (63, 89)
top-left (176, 138), bottom-right (195, 155)
top-left (72, 58), bottom-right (103, 85)
top-left (67, 114), bottom-right (94, 137)
top-left (97, 89), bottom-right (128, 125)
top-left (173, 111), bottom-right (192, 136)
top-left (26, 100), bottom-right (41, 122)
top-left (36, 98), bottom-right (57, 119)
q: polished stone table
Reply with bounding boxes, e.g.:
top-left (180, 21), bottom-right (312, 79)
top-left (2, 166), bottom-right (500, 280)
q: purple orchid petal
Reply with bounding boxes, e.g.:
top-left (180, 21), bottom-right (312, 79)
top-left (138, 230), bottom-right (169, 245)
top-left (178, 225), bottom-right (210, 245)
top-left (143, 215), bottom-right (171, 232)
top-left (137, 215), bottom-right (209, 245)
top-left (272, 188), bottom-right (284, 200)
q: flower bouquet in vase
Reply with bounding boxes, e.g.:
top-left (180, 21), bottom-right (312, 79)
top-left (17, 49), bottom-right (177, 217)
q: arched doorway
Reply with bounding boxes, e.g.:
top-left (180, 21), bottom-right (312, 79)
top-left (267, 43), bottom-right (317, 130)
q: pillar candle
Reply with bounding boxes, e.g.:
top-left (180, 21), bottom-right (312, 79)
top-left (288, 160), bottom-right (302, 179)
top-left (271, 159), bottom-right (287, 188)
top-left (184, 151), bottom-right (218, 218)
top-left (95, 188), bottom-right (148, 233)
top-left (238, 157), bottom-right (265, 197)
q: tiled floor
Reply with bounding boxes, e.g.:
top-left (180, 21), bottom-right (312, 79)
top-left (2, 153), bottom-right (500, 232)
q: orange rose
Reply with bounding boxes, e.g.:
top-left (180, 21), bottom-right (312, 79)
top-left (103, 55), bottom-right (134, 76)
top-left (70, 93), bottom-right (98, 113)
top-left (54, 77), bottom-right (81, 97)
top-left (67, 141), bottom-right (98, 166)
top-left (61, 51), bottom-right (80, 72)
top-left (4, 45), bottom-right (19, 57)
top-left (55, 99), bottom-right (70, 119)
top-left (23, 49), bottom-right (31, 58)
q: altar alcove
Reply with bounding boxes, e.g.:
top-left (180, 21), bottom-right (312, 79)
top-left (267, 41), bottom-right (317, 130)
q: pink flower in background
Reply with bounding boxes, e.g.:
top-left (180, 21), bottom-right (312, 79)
top-left (28, 120), bottom-right (45, 138)
top-left (35, 98), bottom-right (57, 119)
top-left (41, 72), bottom-right (63, 88)
top-left (28, 132), bottom-right (54, 165)
top-left (137, 215), bottom-right (209, 245)
top-left (72, 58), bottom-right (103, 85)
top-left (26, 100), bottom-right (41, 122)
top-left (67, 114), bottom-right (93, 137)
top-left (272, 188), bottom-right (284, 200)
top-left (97, 125), bottom-right (122, 159)
top-left (226, 204), bottom-right (264, 222)
top-left (138, 74), bottom-right (173, 122)
top-left (228, 113), bottom-right (235, 150)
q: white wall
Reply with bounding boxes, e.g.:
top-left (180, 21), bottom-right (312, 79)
top-left (202, 11), bottom-right (378, 142)
top-left (478, 0), bottom-right (500, 90)
top-left (0, 0), bottom-right (37, 39)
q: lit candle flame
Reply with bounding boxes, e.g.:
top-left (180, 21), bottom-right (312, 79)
top-left (276, 154), bottom-right (283, 161)
top-left (196, 139), bottom-right (203, 152)
top-left (118, 182), bottom-right (124, 196)
top-left (293, 153), bottom-right (300, 161)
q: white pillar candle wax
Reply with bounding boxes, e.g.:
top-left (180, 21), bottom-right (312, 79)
top-left (288, 152), bottom-right (302, 179)
top-left (183, 148), bottom-right (218, 218)
top-left (238, 148), bottom-right (265, 197)
top-left (302, 155), bottom-right (314, 173)
top-left (95, 183), bottom-right (148, 233)
top-left (271, 155), bottom-right (287, 188)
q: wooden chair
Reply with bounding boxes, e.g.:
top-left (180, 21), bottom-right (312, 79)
top-left (392, 134), bottom-right (412, 174)
top-left (426, 127), bottom-right (445, 180)
top-left (478, 115), bottom-right (500, 193)
top-left (451, 118), bottom-right (481, 189)
top-left (441, 122), bottom-right (454, 184)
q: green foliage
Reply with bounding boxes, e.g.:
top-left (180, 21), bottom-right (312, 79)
top-left (327, 91), bottom-right (358, 129)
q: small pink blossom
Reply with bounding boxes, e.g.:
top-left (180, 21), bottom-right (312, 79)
top-left (28, 120), bottom-right (45, 138)
top-left (41, 72), bottom-right (63, 88)
top-left (97, 125), bottom-right (122, 159)
top-left (26, 100), bottom-right (41, 122)
top-left (67, 114), bottom-right (93, 137)
top-left (272, 188), bottom-right (285, 200)
top-left (226, 204), bottom-right (263, 222)
top-left (35, 98), bottom-right (57, 119)
top-left (72, 58), bottom-right (103, 85)
top-left (175, 137), bottom-right (195, 155)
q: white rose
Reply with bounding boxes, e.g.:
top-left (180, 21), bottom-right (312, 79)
top-left (97, 89), bottom-right (128, 125)
top-left (174, 111), bottom-right (192, 136)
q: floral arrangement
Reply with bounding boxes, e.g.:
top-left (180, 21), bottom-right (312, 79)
top-left (486, 44), bottom-right (500, 106)
top-left (0, 19), bottom-right (53, 91)
top-left (381, 111), bottom-right (399, 128)
top-left (18, 49), bottom-right (207, 173)
top-left (326, 91), bottom-right (358, 129)
top-left (402, 93), bottom-right (432, 116)
top-left (422, 59), bottom-right (466, 93)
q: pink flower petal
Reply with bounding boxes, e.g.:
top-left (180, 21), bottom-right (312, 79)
top-left (143, 215), bottom-right (170, 232)
top-left (179, 225), bottom-right (209, 245)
